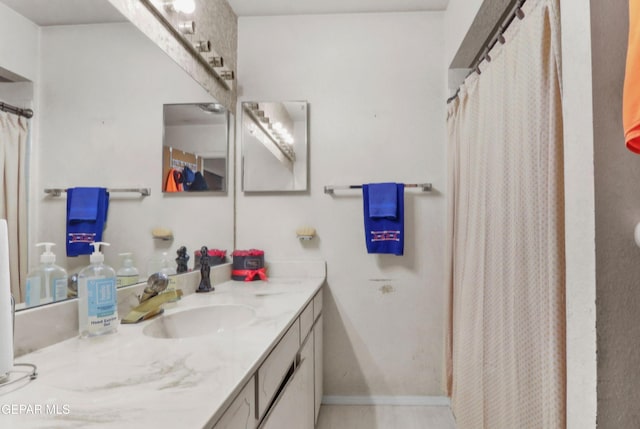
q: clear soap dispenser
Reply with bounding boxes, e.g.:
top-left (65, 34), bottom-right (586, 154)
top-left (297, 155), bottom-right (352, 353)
top-left (78, 242), bottom-right (118, 338)
top-left (159, 251), bottom-right (179, 302)
top-left (25, 242), bottom-right (68, 306)
top-left (116, 252), bottom-right (139, 288)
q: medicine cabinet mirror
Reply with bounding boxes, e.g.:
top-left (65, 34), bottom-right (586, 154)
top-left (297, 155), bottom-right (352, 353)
top-left (162, 103), bottom-right (229, 193)
top-left (241, 101), bottom-right (308, 192)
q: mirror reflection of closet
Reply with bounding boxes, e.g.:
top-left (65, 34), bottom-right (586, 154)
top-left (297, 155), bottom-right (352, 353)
top-left (162, 103), bottom-right (229, 194)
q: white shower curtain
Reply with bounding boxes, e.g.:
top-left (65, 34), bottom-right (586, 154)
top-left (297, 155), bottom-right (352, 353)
top-left (0, 111), bottom-right (29, 302)
top-left (445, 0), bottom-right (565, 428)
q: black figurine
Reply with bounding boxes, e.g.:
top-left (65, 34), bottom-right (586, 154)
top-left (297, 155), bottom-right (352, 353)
top-left (196, 246), bottom-right (213, 293)
top-left (176, 246), bottom-right (189, 274)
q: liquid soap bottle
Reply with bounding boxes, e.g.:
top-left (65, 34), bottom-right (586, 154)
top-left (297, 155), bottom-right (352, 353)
top-left (25, 242), bottom-right (68, 306)
top-left (159, 252), bottom-right (178, 303)
top-left (116, 252), bottom-right (139, 288)
top-left (78, 242), bottom-right (118, 338)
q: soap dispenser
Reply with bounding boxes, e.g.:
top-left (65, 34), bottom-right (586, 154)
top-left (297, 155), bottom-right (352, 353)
top-left (78, 242), bottom-right (118, 338)
top-left (25, 242), bottom-right (68, 306)
top-left (116, 252), bottom-right (139, 288)
top-left (159, 252), bottom-right (178, 301)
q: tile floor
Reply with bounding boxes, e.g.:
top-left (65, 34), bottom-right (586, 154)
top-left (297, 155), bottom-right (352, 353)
top-left (316, 405), bottom-right (457, 429)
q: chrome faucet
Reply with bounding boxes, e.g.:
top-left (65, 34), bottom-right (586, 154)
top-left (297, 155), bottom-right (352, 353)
top-left (138, 272), bottom-right (169, 303)
top-left (121, 273), bottom-right (181, 324)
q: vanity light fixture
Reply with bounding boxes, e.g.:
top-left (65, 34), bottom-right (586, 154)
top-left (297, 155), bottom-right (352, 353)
top-left (208, 56), bottom-right (224, 68)
top-left (218, 70), bottom-right (234, 81)
top-left (142, 0), bottom-right (235, 90)
top-left (198, 103), bottom-right (225, 114)
top-left (163, 0), bottom-right (196, 14)
top-left (195, 40), bottom-right (211, 52)
top-left (272, 122), bottom-right (295, 144)
top-left (178, 20), bottom-right (195, 34)
top-left (243, 103), bottom-right (296, 162)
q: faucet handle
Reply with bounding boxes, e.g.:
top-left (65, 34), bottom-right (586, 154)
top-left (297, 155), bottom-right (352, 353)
top-left (138, 272), bottom-right (169, 303)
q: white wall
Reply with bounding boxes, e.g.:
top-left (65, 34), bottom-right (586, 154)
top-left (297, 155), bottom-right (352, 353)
top-left (34, 22), bottom-right (234, 275)
top-left (237, 12), bottom-right (446, 396)
top-left (559, 3), bottom-right (598, 427)
top-left (0, 2), bottom-right (39, 82)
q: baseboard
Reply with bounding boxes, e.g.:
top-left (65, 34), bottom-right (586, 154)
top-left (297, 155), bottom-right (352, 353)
top-left (321, 395), bottom-right (451, 407)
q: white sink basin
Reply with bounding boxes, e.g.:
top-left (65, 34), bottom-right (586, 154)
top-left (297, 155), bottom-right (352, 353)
top-left (142, 304), bottom-right (256, 339)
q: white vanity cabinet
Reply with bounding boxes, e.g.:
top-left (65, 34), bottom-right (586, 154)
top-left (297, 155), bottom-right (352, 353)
top-left (209, 288), bottom-right (323, 429)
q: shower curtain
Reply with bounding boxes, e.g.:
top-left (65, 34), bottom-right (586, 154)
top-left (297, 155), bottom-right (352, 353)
top-left (0, 111), bottom-right (29, 302)
top-left (445, 0), bottom-right (565, 428)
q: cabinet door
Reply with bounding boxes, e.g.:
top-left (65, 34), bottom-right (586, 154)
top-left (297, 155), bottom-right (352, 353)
top-left (260, 338), bottom-right (314, 429)
top-left (212, 377), bottom-right (257, 429)
top-left (314, 314), bottom-right (323, 423)
top-left (257, 319), bottom-right (300, 419)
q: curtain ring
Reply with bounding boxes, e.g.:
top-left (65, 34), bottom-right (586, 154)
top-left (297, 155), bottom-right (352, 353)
top-left (484, 48), bottom-right (491, 63)
top-left (475, 65), bottom-right (482, 75)
top-left (497, 27), bottom-right (506, 44)
top-left (515, 1), bottom-right (525, 20)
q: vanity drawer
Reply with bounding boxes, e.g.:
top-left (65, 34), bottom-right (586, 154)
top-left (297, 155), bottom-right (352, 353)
top-left (313, 290), bottom-right (323, 321)
top-left (257, 319), bottom-right (300, 419)
top-left (299, 301), bottom-right (313, 344)
top-left (212, 377), bottom-right (257, 429)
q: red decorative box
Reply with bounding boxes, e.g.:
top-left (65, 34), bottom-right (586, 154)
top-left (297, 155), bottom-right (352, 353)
top-left (194, 249), bottom-right (227, 270)
top-left (232, 249), bottom-right (266, 281)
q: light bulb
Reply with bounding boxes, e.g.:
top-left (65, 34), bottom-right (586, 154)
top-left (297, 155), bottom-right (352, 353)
top-left (173, 0), bottom-right (195, 14)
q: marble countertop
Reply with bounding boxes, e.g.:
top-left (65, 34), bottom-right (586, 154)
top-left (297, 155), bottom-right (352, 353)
top-left (0, 274), bottom-right (324, 428)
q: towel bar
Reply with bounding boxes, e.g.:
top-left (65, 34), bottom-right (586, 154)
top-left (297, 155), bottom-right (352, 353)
top-left (324, 183), bottom-right (432, 195)
top-left (44, 188), bottom-right (151, 197)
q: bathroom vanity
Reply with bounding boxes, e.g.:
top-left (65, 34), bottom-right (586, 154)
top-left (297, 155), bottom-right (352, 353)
top-left (1, 261), bottom-right (325, 428)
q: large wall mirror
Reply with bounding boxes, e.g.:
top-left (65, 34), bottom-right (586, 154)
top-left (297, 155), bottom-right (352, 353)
top-left (162, 103), bottom-right (229, 193)
top-left (0, 0), bottom-right (234, 310)
top-left (241, 101), bottom-right (308, 192)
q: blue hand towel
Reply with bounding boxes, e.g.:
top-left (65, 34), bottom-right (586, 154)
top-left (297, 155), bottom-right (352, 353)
top-left (66, 187), bottom-right (109, 256)
top-left (363, 183), bottom-right (404, 255)
top-left (368, 183), bottom-right (398, 218)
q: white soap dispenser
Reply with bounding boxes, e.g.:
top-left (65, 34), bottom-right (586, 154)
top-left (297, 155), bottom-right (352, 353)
top-left (116, 252), bottom-right (139, 288)
top-left (77, 242), bottom-right (118, 338)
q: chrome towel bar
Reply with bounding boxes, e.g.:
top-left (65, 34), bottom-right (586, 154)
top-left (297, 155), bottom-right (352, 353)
top-left (324, 183), bottom-right (432, 195)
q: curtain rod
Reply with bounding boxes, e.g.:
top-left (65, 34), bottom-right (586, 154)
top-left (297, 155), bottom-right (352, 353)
top-left (447, 0), bottom-right (527, 105)
top-left (0, 101), bottom-right (33, 119)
